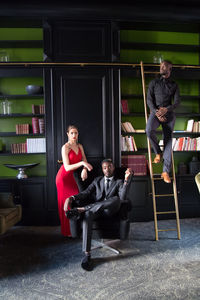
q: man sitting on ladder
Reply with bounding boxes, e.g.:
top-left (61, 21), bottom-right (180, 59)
top-left (146, 60), bottom-right (181, 183)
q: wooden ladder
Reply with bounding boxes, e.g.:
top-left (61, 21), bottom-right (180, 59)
top-left (140, 61), bottom-right (181, 241)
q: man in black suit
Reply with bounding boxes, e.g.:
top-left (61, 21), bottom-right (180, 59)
top-left (64, 158), bottom-right (132, 271)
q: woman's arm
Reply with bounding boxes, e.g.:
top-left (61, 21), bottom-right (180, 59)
top-left (62, 144), bottom-right (84, 172)
top-left (79, 144), bottom-right (93, 180)
top-left (62, 143), bottom-right (92, 172)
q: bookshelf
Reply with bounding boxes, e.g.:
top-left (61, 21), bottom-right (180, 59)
top-left (120, 29), bottom-right (200, 175)
top-left (0, 27), bottom-right (46, 178)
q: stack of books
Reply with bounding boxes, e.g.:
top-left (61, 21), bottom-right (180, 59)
top-left (121, 135), bottom-right (137, 151)
top-left (121, 122), bottom-right (135, 132)
top-left (16, 124), bottom-right (30, 134)
top-left (173, 137), bottom-right (200, 151)
top-left (26, 138), bottom-right (46, 153)
top-left (121, 122), bottom-right (145, 133)
top-left (32, 104), bottom-right (45, 114)
top-left (32, 117), bottom-right (45, 134)
top-left (11, 143), bottom-right (27, 154)
top-left (186, 119), bottom-right (200, 132)
top-left (121, 155), bottom-right (148, 176)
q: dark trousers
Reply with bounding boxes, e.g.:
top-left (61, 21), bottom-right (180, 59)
top-left (146, 111), bottom-right (176, 173)
top-left (80, 196), bottom-right (121, 253)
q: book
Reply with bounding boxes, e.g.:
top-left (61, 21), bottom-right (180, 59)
top-left (38, 118), bottom-right (45, 134)
top-left (122, 121), bottom-right (135, 133)
top-left (186, 119), bottom-right (194, 132)
top-left (121, 99), bottom-right (130, 114)
top-left (32, 117), bottom-right (39, 134)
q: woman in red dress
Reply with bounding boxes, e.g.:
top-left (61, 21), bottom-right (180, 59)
top-left (56, 125), bottom-right (93, 237)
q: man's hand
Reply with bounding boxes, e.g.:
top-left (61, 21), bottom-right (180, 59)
top-left (124, 168), bottom-right (133, 182)
top-left (156, 107), bottom-right (168, 122)
top-left (64, 197), bottom-right (73, 211)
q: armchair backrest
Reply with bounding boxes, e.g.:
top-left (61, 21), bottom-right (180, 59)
top-left (0, 193), bottom-right (16, 208)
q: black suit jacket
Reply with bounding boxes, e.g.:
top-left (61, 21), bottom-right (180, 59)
top-left (73, 176), bottom-right (128, 204)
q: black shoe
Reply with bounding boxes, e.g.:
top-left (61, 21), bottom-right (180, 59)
top-left (81, 254), bottom-right (93, 271)
top-left (65, 208), bottom-right (80, 220)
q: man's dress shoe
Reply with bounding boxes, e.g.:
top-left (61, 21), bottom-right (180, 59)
top-left (81, 254), bottom-right (93, 271)
top-left (153, 154), bottom-right (162, 163)
top-left (161, 172), bottom-right (171, 183)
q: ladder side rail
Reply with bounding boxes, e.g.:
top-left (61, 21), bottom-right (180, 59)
top-left (171, 152), bottom-right (181, 239)
top-left (140, 61), bottom-right (159, 241)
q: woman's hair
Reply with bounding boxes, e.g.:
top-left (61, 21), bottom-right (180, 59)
top-left (66, 125), bottom-right (79, 133)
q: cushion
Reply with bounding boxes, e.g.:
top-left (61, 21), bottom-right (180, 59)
top-left (0, 193), bottom-right (15, 208)
top-left (0, 208), bottom-right (20, 222)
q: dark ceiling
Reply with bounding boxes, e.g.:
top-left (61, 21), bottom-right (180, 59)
top-left (0, 1), bottom-right (200, 28)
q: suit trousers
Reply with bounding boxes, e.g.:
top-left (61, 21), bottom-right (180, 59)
top-left (146, 111), bottom-right (176, 173)
top-left (82, 196), bottom-right (121, 253)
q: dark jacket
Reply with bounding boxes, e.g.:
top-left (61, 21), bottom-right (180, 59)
top-left (147, 76), bottom-right (181, 113)
top-left (73, 176), bottom-right (128, 203)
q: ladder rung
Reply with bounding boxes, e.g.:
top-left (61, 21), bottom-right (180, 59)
top-left (152, 177), bottom-right (173, 181)
top-left (156, 211), bottom-right (176, 215)
top-left (144, 71), bottom-right (160, 74)
top-left (155, 194), bottom-right (174, 197)
top-left (158, 229), bottom-right (177, 232)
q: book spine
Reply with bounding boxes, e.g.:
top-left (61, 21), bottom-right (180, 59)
top-left (32, 117), bottom-right (39, 134)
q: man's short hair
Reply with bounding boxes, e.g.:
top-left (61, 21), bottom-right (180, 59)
top-left (161, 60), bottom-right (173, 69)
top-left (101, 158), bottom-right (113, 165)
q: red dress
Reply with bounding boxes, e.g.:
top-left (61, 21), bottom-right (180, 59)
top-left (56, 147), bottom-right (82, 236)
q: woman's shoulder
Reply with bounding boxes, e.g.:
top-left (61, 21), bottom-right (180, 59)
top-left (62, 142), bottom-right (70, 151)
top-left (78, 143), bottom-right (84, 150)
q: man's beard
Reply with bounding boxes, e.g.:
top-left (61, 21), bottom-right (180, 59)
top-left (160, 70), bottom-right (168, 76)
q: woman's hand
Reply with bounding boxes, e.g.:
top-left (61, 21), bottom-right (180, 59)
top-left (82, 161), bottom-right (93, 171)
top-left (81, 168), bottom-right (88, 181)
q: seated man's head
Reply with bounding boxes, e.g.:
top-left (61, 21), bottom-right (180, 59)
top-left (101, 159), bottom-right (115, 178)
top-left (160, 60), bottom-right (172, 78)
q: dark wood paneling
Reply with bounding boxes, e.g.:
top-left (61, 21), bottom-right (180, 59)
top-left (45, 66), bottom-right (114, 215)
top-left (44, 21), bottom-right (112, 62)
top-left (0, 177), bottom-right (47, 225)
top-left (178, 175), bottom-right (200, 218)
top-left (54, 67), bottom-right (113, 161)
top-left (127, 176), bottom-right (152, 222)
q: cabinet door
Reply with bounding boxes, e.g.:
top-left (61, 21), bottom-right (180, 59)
top-left (43, 21), bottom-right (113, 62)
top-left (127, 177), bottom-right (152, 221)
top-left (177, 175), bottom-right (200, 218)
top-left (45, 67), bottom-right (115, 215)
top-left (13, 178), bottom-right (47, 225)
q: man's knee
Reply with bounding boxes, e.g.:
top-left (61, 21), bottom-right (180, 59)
top-left (146, 125), bottom-right (154, 138)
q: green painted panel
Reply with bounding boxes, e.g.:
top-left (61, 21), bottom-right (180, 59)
top-left (0, 28), bottom-right (43, 40)
top-left (0, 48), bottom-right (43, 62)
top-left (120, 49), bottom-right (199, 65)
top-left (120, 30), bottom-right (199, 45)
top-left (0, 28), bottom-right (43, 61)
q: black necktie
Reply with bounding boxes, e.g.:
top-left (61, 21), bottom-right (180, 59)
top-left (105, 178), bottom-right (110, 194)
